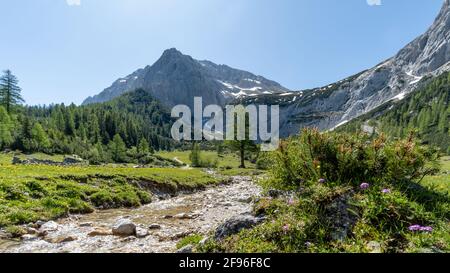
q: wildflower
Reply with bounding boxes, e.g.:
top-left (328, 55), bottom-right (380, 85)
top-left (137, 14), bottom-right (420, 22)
top-left (382, 189), bottom-right (391, 194)
top-left (287, 198), bottom-right (295, 205)
top-left (360, 183), bottom-right (370, 190)
top-left (318, 178), bottom-right (326, 184)
top-left (282, 224), bottom-right (290, 233)
top-left (305, 242), bottom-right (313, 248)
top-left (408, 225), bottom-right (422, 232)
top-left (420, 226), bottom-right (433, 232)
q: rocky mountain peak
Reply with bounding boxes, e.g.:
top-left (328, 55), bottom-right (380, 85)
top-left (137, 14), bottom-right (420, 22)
top-left (82, 48), bottom-right (289, 107)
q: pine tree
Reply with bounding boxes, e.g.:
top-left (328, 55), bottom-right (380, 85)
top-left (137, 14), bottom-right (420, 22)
top-left (189, 143), bottom-right (202, 167)
top-left (0, 70), bottom-right (24, 113)
top-left (18, 115), bottom-right (33, 152)
top-left (225, 109), bottom-right (258, 168)
top-left (137, 138), bottom-right (150, 155)
top-left (109, 134), bottom-right (127, 163)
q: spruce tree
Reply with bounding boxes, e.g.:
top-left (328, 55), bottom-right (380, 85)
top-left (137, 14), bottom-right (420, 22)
top-left (109, 134), bottom-right (127, 163)
top-left (0, 70), bottom-right (24, 113)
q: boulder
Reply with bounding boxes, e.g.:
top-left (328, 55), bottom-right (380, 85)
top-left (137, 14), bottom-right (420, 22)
top-left (39, 221), bottom-right (59, 232)
top-left (214, 214), bottom-right (265, 240)
top-left (324, 192), bottom-right (357, 242)
top-left (136, 227), bottom-right (149, 238)
top-left (112, 219), bottom-right (136, 236)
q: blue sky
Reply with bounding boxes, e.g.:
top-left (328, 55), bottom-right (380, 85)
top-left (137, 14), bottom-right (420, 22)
top-left (0, 0), bottom-right (444, 105)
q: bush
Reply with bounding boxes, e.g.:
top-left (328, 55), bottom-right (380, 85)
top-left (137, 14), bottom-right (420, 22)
top-left (256, 153), bottom-right (271, 170)
top-left (90, 190), bottom-right (114, 207)
top-left (267, 128), bottom-right (440, 190)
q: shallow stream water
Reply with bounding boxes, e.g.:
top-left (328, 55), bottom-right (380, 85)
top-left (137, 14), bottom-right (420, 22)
top-left (0, 176), bottom-right (261, 253)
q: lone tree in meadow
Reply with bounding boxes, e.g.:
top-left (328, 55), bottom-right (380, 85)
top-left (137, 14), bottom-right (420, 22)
top-left (226, 107), bottom-right (258, 169)
top-left (0, 70), bottom-right (24, 113)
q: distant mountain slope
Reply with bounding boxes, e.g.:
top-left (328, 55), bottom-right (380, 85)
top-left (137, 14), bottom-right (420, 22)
top-left (337, 72), bottom-right (450, 154)
top-left (82, 48), bottom-right (290, 108)
top-left (244, 0), bottom-right (450, 137)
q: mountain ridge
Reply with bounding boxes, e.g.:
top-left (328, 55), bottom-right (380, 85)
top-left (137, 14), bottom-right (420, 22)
top-left (82, 48), bottom-right (290, 108)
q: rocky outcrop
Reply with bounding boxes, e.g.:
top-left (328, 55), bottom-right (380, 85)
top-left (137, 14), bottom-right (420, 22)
top-left (12, 156), bottom-right (85, 166)
top-left (323, 192), bottom-right (358, 242)
top-left (214, 213), bottom-right (265, 240)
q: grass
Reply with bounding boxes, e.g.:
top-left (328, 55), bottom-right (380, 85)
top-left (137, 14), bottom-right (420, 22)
top-left (156, 150), bottom-right (265, 176)
top-left (156, 150), bottom-right (256, 169)
top-left (0, 152), bottom-right (219, 230)
top-left (421, 156), bottom-right (450, 194)
top-left (176, 234), bottom-right (203, 249)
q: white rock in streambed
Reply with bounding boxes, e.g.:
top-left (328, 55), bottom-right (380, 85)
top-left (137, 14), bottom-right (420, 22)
top-left (112, 219), bottom-right (136, 236)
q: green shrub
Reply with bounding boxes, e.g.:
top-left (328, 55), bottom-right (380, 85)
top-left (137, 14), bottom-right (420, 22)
top-left (90, 190), bottom-right (114, 207)
top-left (267, 128), bottom-right (440, 190)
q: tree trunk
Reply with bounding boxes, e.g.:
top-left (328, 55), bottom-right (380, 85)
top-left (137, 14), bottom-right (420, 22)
top-left (239, 142), bottom-right (246, 169)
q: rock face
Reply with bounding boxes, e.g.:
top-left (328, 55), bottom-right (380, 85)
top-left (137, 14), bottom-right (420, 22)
top-left (214, 214), bottom-right (265, 240)
top-left (268, 0), bottom-right (450, 136)
top-left (112, 219), bottom-right (137, 237)
top-left (82, 48), bottom-right (289, 109)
